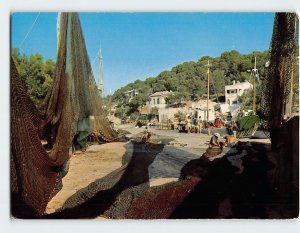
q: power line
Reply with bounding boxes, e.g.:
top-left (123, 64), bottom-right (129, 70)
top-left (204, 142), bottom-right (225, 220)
top-left (18, 12), bottom-right (40, 50)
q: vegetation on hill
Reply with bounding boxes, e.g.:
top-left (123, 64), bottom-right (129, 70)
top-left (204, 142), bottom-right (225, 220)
top-left (112, 50), bottom-right (269, 116)
top-left (12, 48), bottom-right (273, 117)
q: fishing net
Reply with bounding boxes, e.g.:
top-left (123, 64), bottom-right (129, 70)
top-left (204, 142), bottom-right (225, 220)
top-left (11, 58), bottom-right (63, 218)
top-left (11, 12), bottom-right (118, 217)
top-left (42, 13), bottom-right (118, 163)
top-left (261, 13), bottom-right (299, 130)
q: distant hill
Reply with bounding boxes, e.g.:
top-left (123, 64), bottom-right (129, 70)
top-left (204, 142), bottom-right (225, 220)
top-left (112, 50), bottom-right (269, 109)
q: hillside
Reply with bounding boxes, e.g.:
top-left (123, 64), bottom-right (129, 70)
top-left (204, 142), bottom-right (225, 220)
top-left (111, 50), bottom-right (269, 115)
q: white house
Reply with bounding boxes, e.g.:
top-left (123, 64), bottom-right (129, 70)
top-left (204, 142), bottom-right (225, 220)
top-left (225, 80), bottom-right (252, 105)
top-left (191, 99), bottom-right (218, 121)
top-left (148, 91), bottom-right (171, 108)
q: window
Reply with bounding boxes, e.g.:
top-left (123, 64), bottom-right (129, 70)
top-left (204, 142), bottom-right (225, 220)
top-left (227, 89), bottom-right (237, 94)
top-left (157, 98), bottom-right (160, 104)
top-left (153, 98), bottom-right (156, 104)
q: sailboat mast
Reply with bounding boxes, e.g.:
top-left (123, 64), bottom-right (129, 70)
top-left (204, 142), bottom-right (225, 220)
top-left (57, 13), bottom-right (61, 52)
top-left (98, 47), bottom-right (104, 97)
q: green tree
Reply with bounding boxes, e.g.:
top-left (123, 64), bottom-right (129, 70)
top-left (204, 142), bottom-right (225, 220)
top-left (238, 85), bottom-right (262, 115)
top-left (127, 93), bottom-right (148, 114)
top-left (11, 48), bottom-right (55, 108)
top-left (111, 49), bottom-right (269, 114)
top-left (165, 91), bottom-right (189, 107)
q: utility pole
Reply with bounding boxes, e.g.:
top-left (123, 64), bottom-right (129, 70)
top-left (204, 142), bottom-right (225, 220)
top-left (206, 59), bottom-right (211, 121)
top-left (252, 57), bottom-right (258, 112)
top-left (205, 59), bottom-right (212, 135)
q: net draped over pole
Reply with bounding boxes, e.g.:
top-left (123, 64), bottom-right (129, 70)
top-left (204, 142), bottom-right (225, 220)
top-left (11, 12), bottom-right (118, 218)
top-left (42, 13), bottom-right (118, 163)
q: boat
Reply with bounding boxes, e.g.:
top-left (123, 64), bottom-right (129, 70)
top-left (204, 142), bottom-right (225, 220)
top-left (235, 110), bottom-right (259, 138)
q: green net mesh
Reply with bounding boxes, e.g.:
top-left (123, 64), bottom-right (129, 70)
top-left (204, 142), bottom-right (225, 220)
top-left (42, 13), bottom-right (118, 163)
top-left (261, 13), bottom-right (299, 130)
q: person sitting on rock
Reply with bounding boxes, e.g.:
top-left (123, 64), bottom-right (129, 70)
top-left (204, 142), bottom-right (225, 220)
top-left (203, 132), bottom-right (224, 158)
top-left (209, 133), bottom-right (221, 148)
top-left (141, 132), bottom-right (161, 152)
top-left (141, 132), bottom-right (160, 144)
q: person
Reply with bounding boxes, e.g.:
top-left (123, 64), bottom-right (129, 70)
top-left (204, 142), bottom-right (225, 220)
top-left (197, 116), bottom-right (203, 134)
top-left (203, 132), bottom-right (223, 158)
top-left (141, 132), bottom-right (160, 145)
top-left (226, 124), bottom-right (234, 136)
top-left (214, 117), bottom-right (222, 128)
top-left (209, 132), bottom-right (221, 148)
top-left (185, 115), bottom-right (192, 133)
top-left (141, 132), bottom-right (160, 152)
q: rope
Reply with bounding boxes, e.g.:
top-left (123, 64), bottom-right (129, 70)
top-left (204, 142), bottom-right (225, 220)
top-left (91, 49), bottom-right (99, 66)
top-left (18, 13), bottom-right (41, 50)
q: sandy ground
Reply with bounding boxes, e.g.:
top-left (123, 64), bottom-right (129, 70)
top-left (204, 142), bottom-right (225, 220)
top-left (46, 142), bottom-right (126, 214)
top-left (46, 124), bottom-right (270, 216)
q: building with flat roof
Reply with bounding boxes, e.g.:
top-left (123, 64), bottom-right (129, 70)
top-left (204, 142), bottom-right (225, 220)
top-left (225, 80), bottom-right (252, 105)
top-left (148, 91), bottom-right (172, 108)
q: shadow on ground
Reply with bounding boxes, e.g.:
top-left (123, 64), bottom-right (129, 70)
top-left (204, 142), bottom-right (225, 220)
top-left (126, 142), bottom-right (276, 219)
top-left (44, 138), bottom-right (171, 219)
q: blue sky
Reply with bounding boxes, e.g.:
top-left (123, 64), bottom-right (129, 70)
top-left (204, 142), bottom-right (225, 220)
top-left (11, 12), bottom-right (275, 95)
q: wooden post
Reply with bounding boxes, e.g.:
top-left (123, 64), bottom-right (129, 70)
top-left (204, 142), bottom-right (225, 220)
top-left (207, 59), bottom-right (210, 121)
top-left (253, 57), bottom-right (257, 112)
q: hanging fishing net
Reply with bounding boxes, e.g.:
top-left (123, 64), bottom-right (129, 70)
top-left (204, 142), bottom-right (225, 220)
top-left (260, 13), bottom-right (299, 130)
top-left (11, 12), bottom-right (119, 218)
top-left (11, 57), bottom-right (64, 218)
top-left (42, 13), bottom-right (118, 162)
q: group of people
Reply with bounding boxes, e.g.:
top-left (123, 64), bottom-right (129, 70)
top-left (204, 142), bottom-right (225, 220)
top-left (185, 115), bottom-right (203, 134)
top-left (209, 132), bottom-right (239, 149)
